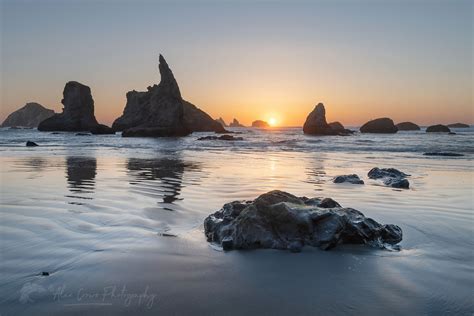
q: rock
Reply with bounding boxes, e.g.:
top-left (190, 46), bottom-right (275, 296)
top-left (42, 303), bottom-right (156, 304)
top-left (1, 103), bottom-right (55, 128)
top-left (447, 123), bottom-right (469, 128)
top-left (448, 132), bottom-right (456, 135)
top-left (229, 118), bottom-right (245, 127)
top-left (368, 167), bottom-right (410, 189)
top-left (360, 118), bottom-right (398, 133)
top-left (183, 101), bottom-right (226, 133)
top-left (303, 103), bottom-right (339, 135)
top-left (38, 81), bottom-right (114, 133)
top-left (113, 55), bottom-right (222, 136)
top-left (396, 122), bottom-right (420, 131)
top-left (252, 120), bottom-right (270, 128)
top-left (41, 272), bottom-right (49, 276)
top-left (26, 141), bottom-right (38, 147)
top-left (423, 152), bottom-right (464, 157)
top-left (75, 132), bottom-right (91, 136)
top-left (329, 121), bottom-right (354, 135)
top-left (197, 135), bottom-right (243, 141)
top-left (426, 124), bottom-right (450, 133)
top-left (90, 124), bottom-right (115, 135)
top-left (204, 190), bottom-right (402, 252)
top-left (215, 117), bottom-right (228, 127)
top-left (333, 174), bottom-right (364, 184)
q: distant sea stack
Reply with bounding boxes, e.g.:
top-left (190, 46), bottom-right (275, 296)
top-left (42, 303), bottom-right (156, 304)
top-left (215, 117), bottom-right (227, 127)
top-left (38, 82), bottom-right (114, 134)
top-left (396, 122), bottom-right (420, 131)
top-left (360, 118), bottom-right (398, 133)
top-left (252, 120), bottom-right (269, 128)
top-left (447, 123), bottom-right (469, 128)
top-left (229, 118), bottom-right (245, 127)
top-left (113, 54), bottom-right (224, 137)
top-left (303, 103), bottom-right (352, 135)
top-left (426, 124), bottom-right (451, 133)
top-left (1, 103), bottom-right (55, 128)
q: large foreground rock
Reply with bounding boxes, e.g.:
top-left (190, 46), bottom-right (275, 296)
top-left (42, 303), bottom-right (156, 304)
top-left (229, 118), bottom-right (245, 127)
top-left (113, 55), bottom-right (223, 136)
top-left (1, 103), bottom-right (55, 128)
top-left (38, 82), bottom-right (114, 134)
top-left (426, 124), bottom-right (450, 133)
top-left (396, 122), bottom-right (420, 131)
top-left (360, 118), bottom-right (398, 133)
top-left (368, 167), bottom-right (410, 189)
top-left (204, 190), bottom-right (402, 252)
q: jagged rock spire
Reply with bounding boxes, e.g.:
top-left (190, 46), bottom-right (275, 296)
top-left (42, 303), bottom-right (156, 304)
top-left (158, 54), bottom-right (181, 98)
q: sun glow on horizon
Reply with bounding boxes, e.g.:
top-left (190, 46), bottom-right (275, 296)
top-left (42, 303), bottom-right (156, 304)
top-left (268, 117), bottom-right (277, 126)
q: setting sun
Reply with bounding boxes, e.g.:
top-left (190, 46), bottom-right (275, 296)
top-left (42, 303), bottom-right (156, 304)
top-left (268, 117), bottom-right (277, 126)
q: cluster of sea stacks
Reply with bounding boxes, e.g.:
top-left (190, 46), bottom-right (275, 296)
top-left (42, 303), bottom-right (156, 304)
top-left (2, 54), bottom-right (470, 137)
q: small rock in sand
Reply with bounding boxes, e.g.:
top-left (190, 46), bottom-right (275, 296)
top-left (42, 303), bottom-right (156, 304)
top-left (333, 174), bottom-right (364, 184)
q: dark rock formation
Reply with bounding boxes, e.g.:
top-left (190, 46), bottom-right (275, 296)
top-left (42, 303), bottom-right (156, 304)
top-left (368, 167), bottom-right (410, 189)
top-left (447, 123), bottom-right (469, 128)
top-left (1, 103), bottom-right (55, 128)
top-left (26, 141), bottom-right (38, 147)
top-left (113, 55), bottom-right (222, 136)
top-left (198, 135), bottom-right (243, 141)
top-left (215, 117), bottom-right (227, 127)
top-left (333, 174), bottom-right (364, 184)
top-left (303, 103), bottom-right (338, 135)
top-left (204, 190), bottom-right (402, 252)
top-left (426, 124), bottom-right (451, 133)
top-left (329, 121), bottom-right (354, 134)
top-left (183, 101), bottom-right (226, 133)
top-left (360, 118), bottom-right (398, 133)
top-left (38, 82), bottom-right (114, 133)
top-left (396, 122), bottom-right (420, 131)
top-left (423, 152), bottom-right (464, 157)
top-left (252, 120), bottom-right (270, 128)
top-left (229, 118), bottom-right (245, 127)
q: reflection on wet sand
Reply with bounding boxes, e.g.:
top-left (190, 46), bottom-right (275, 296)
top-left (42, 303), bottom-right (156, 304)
top-left (65, 157), bottom-right (97, 200)
top-left (126, 158), bottom-right (201, 210)
top-left (304, 154), bottom-right (327, 190)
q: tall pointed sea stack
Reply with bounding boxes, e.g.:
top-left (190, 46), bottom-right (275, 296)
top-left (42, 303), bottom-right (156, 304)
top-left (37, 82), bottom-right (114, 134)
top-left (303, 103), bottom-right (344, 135)
top-left (113, 54), bottom-right (224, 137)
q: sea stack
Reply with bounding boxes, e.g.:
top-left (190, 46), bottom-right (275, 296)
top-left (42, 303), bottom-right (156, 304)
top-left (303, 103), bottom-right (342, 135)
top-left (38, 82), bottom-right (114, 134)
top-left (360, 118), bottom-right (398, 133)
top-left (396, 122), bottom-right (420, 131)
top-left (1, 103), bottom-right (55, 128)
top-left (252, 120), bottom-right (269, 128)
top-left (447, 123), bottom-right (469, 128)
top-left (229, 118), bottom-right (245, 127)
top-left (426, 124), bottom-right (451, 133)
top-left (215, 117), bottom-right (227, 127)
top-left (113, 54), bottom-right (224, 136)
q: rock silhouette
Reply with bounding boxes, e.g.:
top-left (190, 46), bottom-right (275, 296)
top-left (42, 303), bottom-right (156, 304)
top-left (113, 55), bottom-right (224, 136)
top-left (229, 118), bottom-right (245, 127)
top-left (447, 123), bottom-right (469, 128)
top-left (426, 124), bottom-right (451, 133)
top-left (333, 174), bottom-right (364, 184)
top-left (360, 118), bottom-right (398, 133)
top-left (26, 141), bottom-right (39, 147)
top-left (204, 190), bottom-right (402, 252)
top-left (396, 122), bottom-right (420, 131)
top-left (215, 117), bottom-right (227, 127)
top-left (252, 120), bottom-right (269, 128)
top-left (1, 103), bottom-right (55, 128)
top-left (303, 103), bottom-right (337, 135)
top-left (38, 82), bottom-right (114, 134)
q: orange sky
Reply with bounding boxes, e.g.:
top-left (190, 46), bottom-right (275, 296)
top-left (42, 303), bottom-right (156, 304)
top-left (1, 1), bottom-right (472, 127)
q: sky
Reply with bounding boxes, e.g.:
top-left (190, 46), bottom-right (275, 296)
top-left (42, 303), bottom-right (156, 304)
top-left (1, 0), bottom-right (472, 127)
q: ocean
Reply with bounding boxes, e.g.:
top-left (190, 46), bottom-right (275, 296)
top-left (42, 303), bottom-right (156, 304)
top-left (0, 126), bottom-right (473, 315)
